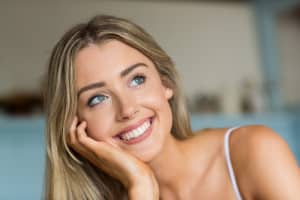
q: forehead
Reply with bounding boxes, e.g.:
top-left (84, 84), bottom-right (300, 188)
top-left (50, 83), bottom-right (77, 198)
top-left (74, 40), bottom-right (155, 89)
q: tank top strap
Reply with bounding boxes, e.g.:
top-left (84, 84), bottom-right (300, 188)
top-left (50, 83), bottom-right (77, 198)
top-left (224, 126), bottom-right (243, 200)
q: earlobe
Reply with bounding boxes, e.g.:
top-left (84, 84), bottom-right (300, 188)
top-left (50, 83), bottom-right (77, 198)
top-left (165, 87), bottom-right (174, 100)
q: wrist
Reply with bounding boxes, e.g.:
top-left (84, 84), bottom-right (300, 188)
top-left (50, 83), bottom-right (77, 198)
top-left (129, 182), bottom-right (159, 200)
top-left (129, 173), bottom-right (159, 200)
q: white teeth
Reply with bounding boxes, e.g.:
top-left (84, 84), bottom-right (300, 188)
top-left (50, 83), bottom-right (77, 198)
top-left (120, 120), bottom-right (151, 141)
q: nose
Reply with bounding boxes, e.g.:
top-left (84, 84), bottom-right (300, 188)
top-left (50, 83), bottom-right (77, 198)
top-left (115, 92), bottom-right (138, 121)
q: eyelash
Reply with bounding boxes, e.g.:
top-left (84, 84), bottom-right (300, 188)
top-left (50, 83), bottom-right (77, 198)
top-left (87, 74), bottom-right (147, 107)
top-left (129, 73), bottom-right (146, 87)
top-left (86, 94), bottom-right (107, 107)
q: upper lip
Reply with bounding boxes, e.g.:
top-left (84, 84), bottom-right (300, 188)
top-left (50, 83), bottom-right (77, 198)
top-left (117, 117), bottom-right (152, 136)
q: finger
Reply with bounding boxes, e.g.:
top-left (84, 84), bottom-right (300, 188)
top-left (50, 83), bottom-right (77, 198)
top-left (74, 122), bottom-right (110, 166)
top-left (67, 116), bottom-right (78, 146)
top-left (69, 119), bottom-right (91, 157)
top-left (75, 122), bottom-right (136, 165)
top-left (76, 121), bottom-right (101, 152)
top-left (70, 116), bottom-right (78, 133)
top-left (74, 124), bottom-right (144, 184)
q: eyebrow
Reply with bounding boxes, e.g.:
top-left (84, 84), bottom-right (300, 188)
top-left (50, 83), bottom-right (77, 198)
top-left (77, 62), bottom-right (148, 97)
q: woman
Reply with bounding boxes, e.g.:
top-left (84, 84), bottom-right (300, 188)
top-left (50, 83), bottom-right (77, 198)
top-left (44, 15), bottom-right (300, 200)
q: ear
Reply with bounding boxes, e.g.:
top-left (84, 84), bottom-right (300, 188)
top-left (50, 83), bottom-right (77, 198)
top-left (164, 87), bottom-right (174, 100)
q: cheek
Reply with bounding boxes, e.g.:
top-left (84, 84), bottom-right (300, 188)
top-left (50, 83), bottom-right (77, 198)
top-left (82, 111), bottom-right (115, 141)
top-left (138, 85), bottom-right (173, 121)
top-left (138, 83), bottom-right (170, 109)
top-left (143, 94), bottom-right (170, 112)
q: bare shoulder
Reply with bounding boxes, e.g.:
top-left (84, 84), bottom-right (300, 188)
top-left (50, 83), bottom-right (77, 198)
top-left (228, 125), bottom-right (299, 168)
top-left (229, 125), bottom-right (300, 199)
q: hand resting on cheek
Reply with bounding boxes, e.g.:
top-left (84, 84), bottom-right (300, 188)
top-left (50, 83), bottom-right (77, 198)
top-left (67, 116), bottom-right (159, 199)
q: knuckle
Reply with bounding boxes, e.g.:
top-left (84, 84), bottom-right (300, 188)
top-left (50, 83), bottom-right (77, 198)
top-left (77, 131), bottom-right (85, 144)
top-left (67, 133), bottom-right (75, 146)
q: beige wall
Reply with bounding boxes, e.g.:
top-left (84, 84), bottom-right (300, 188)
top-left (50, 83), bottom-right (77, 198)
top-left (0, 1), bottom-right (262, 112)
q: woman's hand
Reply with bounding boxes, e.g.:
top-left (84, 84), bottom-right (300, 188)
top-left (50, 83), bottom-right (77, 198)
top-left (67, 116), bottom-right (159, 199)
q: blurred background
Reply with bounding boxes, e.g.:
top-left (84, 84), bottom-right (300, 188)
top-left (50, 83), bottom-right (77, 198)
top-left (0, 0), bottom-right (299, 199)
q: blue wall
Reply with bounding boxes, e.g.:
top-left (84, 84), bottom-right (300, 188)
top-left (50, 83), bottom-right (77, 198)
top-left (0, 117), bottom-right (44, 200)
top-left (253, 0), bottom-right (300, 111)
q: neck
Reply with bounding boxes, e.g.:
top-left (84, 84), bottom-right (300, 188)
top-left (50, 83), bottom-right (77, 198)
top-left (147, 134), bottom-right (191, 196)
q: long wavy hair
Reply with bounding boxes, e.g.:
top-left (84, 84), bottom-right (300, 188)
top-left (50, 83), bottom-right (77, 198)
top-left (44, 15), bottom-right (193, 200)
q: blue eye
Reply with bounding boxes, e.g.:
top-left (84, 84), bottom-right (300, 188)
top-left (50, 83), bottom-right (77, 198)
top-left (87, 95), bottom-right (108, 107)
top-left (130, 75), bottom-right (146, 87)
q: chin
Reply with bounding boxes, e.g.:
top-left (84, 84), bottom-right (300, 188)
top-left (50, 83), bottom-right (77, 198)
top-left (131, 143), bottom-right (163, 163)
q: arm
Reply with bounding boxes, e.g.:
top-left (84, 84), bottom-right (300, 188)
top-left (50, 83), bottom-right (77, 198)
top-left (128, 174), bottom-right (159, 200)
top-left (231, 125), bottom-right (300, 199)
top-left (68, 117), bottom-right (159, 199)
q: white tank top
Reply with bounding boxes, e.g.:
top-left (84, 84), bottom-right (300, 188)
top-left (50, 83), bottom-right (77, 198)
top-left (224, 127), bottom-right (243, 200)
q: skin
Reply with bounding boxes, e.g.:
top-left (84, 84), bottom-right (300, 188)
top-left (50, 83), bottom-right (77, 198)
top-left (68, 40), bottom-right (300, 199)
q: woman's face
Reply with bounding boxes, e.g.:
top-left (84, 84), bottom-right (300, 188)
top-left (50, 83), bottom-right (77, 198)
top-left (75, 40), bottom-right (173, 162)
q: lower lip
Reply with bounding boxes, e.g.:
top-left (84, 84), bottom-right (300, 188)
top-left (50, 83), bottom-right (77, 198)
top-left (121, 117), bottom-right (154, 145)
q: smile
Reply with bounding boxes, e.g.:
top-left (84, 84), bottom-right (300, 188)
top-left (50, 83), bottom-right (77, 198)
top-left (117, 117), bottom-right (154, 144)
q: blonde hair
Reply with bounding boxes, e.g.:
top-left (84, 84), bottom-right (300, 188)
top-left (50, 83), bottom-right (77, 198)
top-left (44, 15), bottom-right (193, 200)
